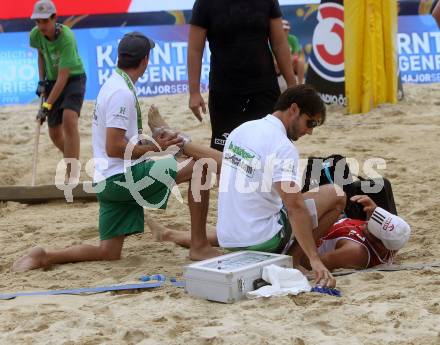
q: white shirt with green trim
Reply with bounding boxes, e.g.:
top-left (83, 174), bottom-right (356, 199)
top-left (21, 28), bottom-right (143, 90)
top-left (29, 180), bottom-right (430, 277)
top-left (92, 72), bottom-right (138, 183)
top-left (217, 114), bottom-right (300, 248)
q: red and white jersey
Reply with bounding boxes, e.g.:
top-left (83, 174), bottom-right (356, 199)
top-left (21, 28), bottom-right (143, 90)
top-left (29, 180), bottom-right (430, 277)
top-left (317, 218), bottom-right (385, 268)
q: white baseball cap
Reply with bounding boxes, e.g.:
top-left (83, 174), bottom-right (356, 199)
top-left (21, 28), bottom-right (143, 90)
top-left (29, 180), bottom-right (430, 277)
top-left (367, 207), bottom-right (411, 251)
top-left (31, 0), bottom-right (57, 20)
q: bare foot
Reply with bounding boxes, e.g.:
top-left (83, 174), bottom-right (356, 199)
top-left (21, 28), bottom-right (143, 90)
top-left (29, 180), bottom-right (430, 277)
top-left (145, 214), bottom-right (166, 241)
top-left (189, 245), bottom-right (223, 261)
top-left (147, 105), bottom-right (191, 151)
top-left (147, 104), bottom-right (170, 132)
top-left (12, 247), bottom-right (47, 272)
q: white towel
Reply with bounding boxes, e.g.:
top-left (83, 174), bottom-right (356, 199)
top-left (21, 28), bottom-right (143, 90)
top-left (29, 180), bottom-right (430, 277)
top-left (246, 264), bottom-right (311, 299)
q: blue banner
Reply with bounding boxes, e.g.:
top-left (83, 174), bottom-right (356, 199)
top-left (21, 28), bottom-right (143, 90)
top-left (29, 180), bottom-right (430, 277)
top-left (0, 24), bottom-right (210, 106)
top-left (2, 16), bottom-right (440, 106)
top-left (398, 15), bottom-right (440, 83)
top-left (0, 31), bottom-right (38, 105)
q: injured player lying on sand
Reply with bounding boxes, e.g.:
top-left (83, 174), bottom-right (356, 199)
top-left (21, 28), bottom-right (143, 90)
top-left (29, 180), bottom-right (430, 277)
top-left (146, 107), bottom-right (411, 272)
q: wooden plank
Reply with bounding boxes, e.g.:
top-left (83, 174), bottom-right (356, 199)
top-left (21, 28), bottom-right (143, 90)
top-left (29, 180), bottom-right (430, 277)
top-left (0, 183), bottom-right (97, 204)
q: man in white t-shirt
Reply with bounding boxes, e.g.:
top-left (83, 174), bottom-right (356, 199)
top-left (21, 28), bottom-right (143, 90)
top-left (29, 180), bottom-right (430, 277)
top-left (149, 85), bottom-right (346, 287)
top-left (216, 85), bottom-right (345, 287)
top-left (12, 32), bottom-right (221, 272)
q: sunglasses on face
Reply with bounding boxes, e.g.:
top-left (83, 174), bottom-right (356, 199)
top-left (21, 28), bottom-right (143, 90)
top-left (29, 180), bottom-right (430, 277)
top-left (306, 119), bottom-right (320, 129)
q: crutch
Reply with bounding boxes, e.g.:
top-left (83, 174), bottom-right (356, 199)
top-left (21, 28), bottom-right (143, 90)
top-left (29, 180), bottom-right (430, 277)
top-left (31, 97), bottom-right (44, 186)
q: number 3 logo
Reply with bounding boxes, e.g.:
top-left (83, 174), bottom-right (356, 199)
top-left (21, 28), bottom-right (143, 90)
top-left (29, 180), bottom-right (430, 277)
top-left (309, 2), bottom-right (345, 82)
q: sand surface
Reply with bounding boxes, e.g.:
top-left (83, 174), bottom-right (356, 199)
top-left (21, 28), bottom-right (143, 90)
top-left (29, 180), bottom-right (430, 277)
top-left (0, 84), bottom-right (440, 344)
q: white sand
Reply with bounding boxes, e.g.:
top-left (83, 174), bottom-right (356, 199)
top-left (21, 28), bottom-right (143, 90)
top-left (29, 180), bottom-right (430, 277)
top-left (1, 84), bottom-right (440, 344)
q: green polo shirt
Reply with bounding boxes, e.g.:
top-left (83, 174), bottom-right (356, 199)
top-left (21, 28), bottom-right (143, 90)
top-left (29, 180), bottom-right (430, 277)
top-left (30, 24), bottom-right (84, 81)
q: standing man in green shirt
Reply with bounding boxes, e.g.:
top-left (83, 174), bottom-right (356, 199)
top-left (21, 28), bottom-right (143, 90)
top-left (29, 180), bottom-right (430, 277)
top-left (30, 0), bottom-right (86, 181)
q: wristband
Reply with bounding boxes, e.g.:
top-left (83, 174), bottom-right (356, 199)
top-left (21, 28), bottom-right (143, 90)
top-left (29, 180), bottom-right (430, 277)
top-left (42, 102), bottom-right (53, 111)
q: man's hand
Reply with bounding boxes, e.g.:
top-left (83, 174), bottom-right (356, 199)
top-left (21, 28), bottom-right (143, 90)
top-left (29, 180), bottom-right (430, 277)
top-left (309, 256), bottom-right (336, 288)
top-left (153, 128), bottom-right (184, 150)
top-left (189, 92), bottom-right (206, 122)
top-left (36, 102), bottom-right (51, 124)
top-left (36, 81), bottom-right (46, 97)
top-left (350, 195), bottom-right (377, 219)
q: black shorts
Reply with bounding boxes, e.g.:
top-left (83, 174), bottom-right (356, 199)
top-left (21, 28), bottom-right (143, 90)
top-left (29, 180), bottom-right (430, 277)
top-left (45, 74), bottom-right (86, 128)
top-left (208, 88), bottom-right (280, 151)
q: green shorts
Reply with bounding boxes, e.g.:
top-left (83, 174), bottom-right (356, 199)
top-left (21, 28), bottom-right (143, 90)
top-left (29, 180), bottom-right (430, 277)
top-left (229, 208), bottom-right (293, 254)
top-left (95, 158), bottom-right (177, 240)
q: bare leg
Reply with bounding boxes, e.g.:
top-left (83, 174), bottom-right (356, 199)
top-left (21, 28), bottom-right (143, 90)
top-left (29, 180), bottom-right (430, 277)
top-left (290, 184), bottom-right (346, 265)
top-left (12, 236), bottom-right (125, 272)
top-left (182, 142), bottom-right (222, 174)
top-left (146, 105), bottom-right (223, 170)
top-left (304, 184), bottom-right (346, 239)
top-left (146, 213), bottom-right (167, 241)
top-left (48, 125), bottom-right (64, 153)
top-left (165, 228), bottom-right (218, 249)
top-left (147, 214), bottom-right (218, 248)
top-left (175, 159), bottom-right (221, 260)
top-left (188, 181), bottom-right (222, 260)
top-left (147, 107), bottom-right (222, 260)
top-left (62, 109), bottom-right (80, 180)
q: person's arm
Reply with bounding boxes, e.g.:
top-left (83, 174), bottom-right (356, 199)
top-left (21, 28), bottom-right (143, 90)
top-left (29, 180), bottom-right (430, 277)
top-left (433, 1), bottom-right (440, 28)
top-left (269, 18), bottom-right (296, 87)
top-left (45, 67), bottom-right (70, 105)
top-left (319, 240), bottom-right (369, 271)
top-left (274, 181), bottom-right (335, 287)
top-left (37, 50), bottom-right (45, 82)
top-left (106, 128), bottom-right (182, 160)
top-left (273, 58), bottom-right (280, 75)
top-left (187, 25), bottom-right (207, 121)
top-left (35, 49), bottom-right (48, 101)
top-left (350, 195), bottom-right (377, 219)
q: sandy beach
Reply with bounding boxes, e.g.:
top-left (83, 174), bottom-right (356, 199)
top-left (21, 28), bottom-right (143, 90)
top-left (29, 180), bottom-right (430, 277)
top-left (1, 83), bottom-right (440, 344)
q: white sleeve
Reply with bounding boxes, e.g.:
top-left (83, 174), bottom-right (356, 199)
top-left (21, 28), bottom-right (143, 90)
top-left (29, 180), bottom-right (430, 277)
top-left (105, 89), bottom-right (136, 130)
top-left (272, 143), bottom-right (300, 184)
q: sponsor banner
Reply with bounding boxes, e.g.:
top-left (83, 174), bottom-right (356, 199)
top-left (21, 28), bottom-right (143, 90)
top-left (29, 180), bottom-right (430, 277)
top-left (0, 24), bottom-right (210, 106)
top-left (1, 14), bottom-right (439, 106)
top-left (79, 25), bottom-right (210, 99)
top-left (305, 0), bottom-right (405, 106)
top-left (305, 0), bottom-right (346, 106)
top-left (1, 0), bottom-right (320, 20)
top-left (0, 32), bottom-right (39, 105)
top-left (131, 0), bottom-right (321, 12)
top-left (129, 0), bottom-right (320, 12)
top-left (398, 15), bottom-right (440, 83)
top-left (3, 0), bottom-right (425, 20)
